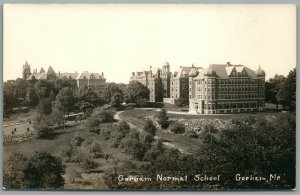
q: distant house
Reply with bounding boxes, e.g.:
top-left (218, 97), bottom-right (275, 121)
top-left (22, 61), bottom-right (106, 91)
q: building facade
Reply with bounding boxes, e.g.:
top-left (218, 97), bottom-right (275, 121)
top-left (22, 61), bottom-right (106, 91)
top-left (170, 65), bottom-right (200, 101)
top-left (189, 62), bottom-right (265, 114)
top-left (130, 65), bottom-right (164, 102)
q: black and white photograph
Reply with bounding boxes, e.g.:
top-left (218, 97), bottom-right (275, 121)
top-left (2, 3), bottom-right (296, 190)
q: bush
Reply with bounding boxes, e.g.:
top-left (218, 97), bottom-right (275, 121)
top-left (3, 152), bottom-right (65, 189)
top-left (68, 170), bottom-right (82, 183)
top-left (89, 140), bottom-right (103, 158)
top-left (81, 157), bottom-right (98, 172)
top-left (71, 135), bottom-right (84, 146)
top-left (156, 108), bottom-right (169, 129)
top-left (136, 98), bottom-right (148, 107)
top-left (169, 122), bottom-right (185, 134)
top-left (143, 119), bottom-right (156, 137)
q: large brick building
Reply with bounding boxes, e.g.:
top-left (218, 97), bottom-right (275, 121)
top-left (130, 65), bottom-right (165, 102)
top-left (22, 61), bottom-right (106, 91)
top-left (188, 62), bottom-right (265, 114)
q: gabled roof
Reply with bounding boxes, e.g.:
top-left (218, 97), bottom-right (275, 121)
top-left (76, 71), bottom-right (105, 80)
top-left (173, 66), bottom-right (195, 78)
top-left (195, 63), bottom-right (259, 79)
top-left (57, 73), bottom-right (79, 80)
top-left (39, 68), bottom-right (45, 74)
top-left (47, 66), bottom-right (56, 74)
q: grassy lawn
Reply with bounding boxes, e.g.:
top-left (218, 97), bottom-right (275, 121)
top-left (3, 122), bottom-right (134, 190)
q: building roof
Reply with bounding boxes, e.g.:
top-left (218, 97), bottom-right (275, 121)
top-left (194, 63), bottom-right (261, 79)
top-left (77, 71), bottom-right (105, 80)
top-left (173, 66), bottom-right (196, 78)
top-left (57, 72), bottom-right (79, 80)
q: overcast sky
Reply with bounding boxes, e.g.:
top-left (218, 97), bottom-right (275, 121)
top-left (4, 4), bottom-right (296, 83)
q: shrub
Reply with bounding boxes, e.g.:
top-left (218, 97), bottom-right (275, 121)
top-left (156, 108), bottom-right (169, 129)
top-left (81, 157), bottom-right (98, 172)
top-left (71, 135), bottom-right (84, 146)
top-left (143, 119), bottom-right (156, 137)
top-left (169, 122), bottom-right (185, 134)
top-left (89, 140), bottom-right (103, 158)
top-left (68, 170), bottom-right (82, 183)
top-left (3, 152), bottom-right (65, 189)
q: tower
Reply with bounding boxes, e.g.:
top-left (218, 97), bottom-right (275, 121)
top-left (22, 61), bottom-right (31, 80)
top-left (161, 61), bottom-right (171, 98)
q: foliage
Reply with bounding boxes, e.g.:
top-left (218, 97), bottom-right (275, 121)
top-left (143, 140), bottom-right (165, 162)
top-left (89, 140), bottom-right (103, 158)
top-left (110, 92), bottom-right (123, 108)
top-left (81, 157), bottom-right (98, 172)
top-left (276, 68), bottom-right (296, 111)
top-left (32, 114), bottom-right (54, 139)
top-left (55, 87), bottom-right (77, 115)
top-left (25, 86), bottom-right (39, 107)
top-left (34, 80), bottom-right (55, 99)
top-left (68, 170), bottom-right (82, 183)
top-left (4, 152), bottom-right (65, 189)
top-left (143, 119), bottom-right (156, 137)
top-left (38, 98), bottom-right (53, 115)
top-left (76, 90), bottom-right (104, 113)
top-left (85, 109), bottom-right (115, 132)
top-left (169, 121), bottom-right (185, 134)
top-left (71, 135), bottom-right (84, 146)
top-left (102, 82), bottom-right (123, 103)
top-left (156, 108), bottom-right (169, 129)
top-left (136, 98), bottom-right (148, 107)
top-left (122, 129), bottom-right (145, 160)
top-left (110, 121), bottom-right (131, 148)
top-left (51, 108), bottom-right (65, 127)
top-left (175, 97), bottom-right (188, 108)
top-left (125, 81), bottom-right (150, 105)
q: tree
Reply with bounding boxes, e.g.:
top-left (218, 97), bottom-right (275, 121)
top-left (156, 108), bottom-right (169, 129)
top-left (143, 119), bottom-right (156, 137)
top-left (38, 98), bottom-right (52, 115)
top-left (34, 80), bottom-right (55, 99)
top-left (122, 129), bottom-right (145, 160)
top-left (55, 87), bottom-right (77, 115)
top-left (125, 81), bottom-right (150, 105)
top-left (265, 74), bottom-right (286, 109)
top-left (175, 97), bottom-right (188, 110)
top-left (277, 68), bottom-right (296, 111)
top-left (110, 92), bottom-right (123, 108)
top-left (4, 152), bottom-right (65, 189)
top-left (51, 108), bottom-right (65, 127)
top-left (102, 83), bottom-right (123, 103)
top-left (23, 152), bottom-right (65, 189)
top-left (25, 86), bottom-right (39, 107)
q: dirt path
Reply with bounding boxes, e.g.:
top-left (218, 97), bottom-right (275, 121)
top-left (114, 111), bottom-right (191, 155)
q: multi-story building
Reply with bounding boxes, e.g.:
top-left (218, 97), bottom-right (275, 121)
top-left (161, 61), bottom-right (171, 98)
top-left (189, 62), bottom-right (265, 114)
top-left (170, 65), bottom-right (200, 101)
top-left (130, 66), bottom-right (163, 102)
top-left (22, 61), bottom-right (106, 91)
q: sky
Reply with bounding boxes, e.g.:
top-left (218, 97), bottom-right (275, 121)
top-left (3, 4), bottom-right (296, 83)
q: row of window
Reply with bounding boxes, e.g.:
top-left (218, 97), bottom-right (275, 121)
top-left (194, 86), bottom-right (261, 92)
top-left (192, 93), bottom-right (263, 100)
top-left (194, 102), bottom-right (259, 110)
top-left (194, 79), bottom-right (261, 85)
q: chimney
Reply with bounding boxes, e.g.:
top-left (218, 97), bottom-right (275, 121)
top-left (226, 62), bottom-right (231, 66)
top-left (102, 72), bottom-right (104, 77)
top-left (132, 72), bottom-right (135, 76)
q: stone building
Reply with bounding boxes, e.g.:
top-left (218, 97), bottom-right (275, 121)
top-left (130, 65), bottom-right (164, 102)
top-left (189, 62), bottom-right (265, 114)
top-left (22, 61), bottom-right (106, 91)
top-left (169, 65), bottom-right (200, 102)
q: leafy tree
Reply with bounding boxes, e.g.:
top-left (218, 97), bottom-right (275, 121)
top-left (34, 80), bottom-right (55, 99)
top-left (265, 74), bottom-right (286, 109)
top-left (156, 108), bottom-right (169, 129)
top-left (169, 122), bottom-right (185, 134)
top-left (23, 152), bottom-right (65, 189)
top-left (277, 68), bottom-right (296, 111)
top-left (25, 86), bottom-right (39, 107)
top-left (125, 81), bottom-right (150, 105)
top-left (4, 152), bottom-right (65, 189)
top-left (38, 98), bottom-right (53, 115)
top-left (122, 129), bottom-right (145, 160)
top-left (136, 97), bottom-right (148, 107)
top-left (51, 108), bottom-right (65, 127)
top-left (110, 92), bottom-right (123, 108)
top-left (143, 119), bottom-right (156, 137)
top-left (55, 87), bottom-right (77, 115)
top-left (3, 153), bottom-right (28, 189)
top-left (143, 140), bottom-right (165, 161)
top-left (32, 115), bottom-right (54, 139)
top-left (175, 97), bottom-right (188, 110)
top-left (102, 83), bottom-right (123, 103)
